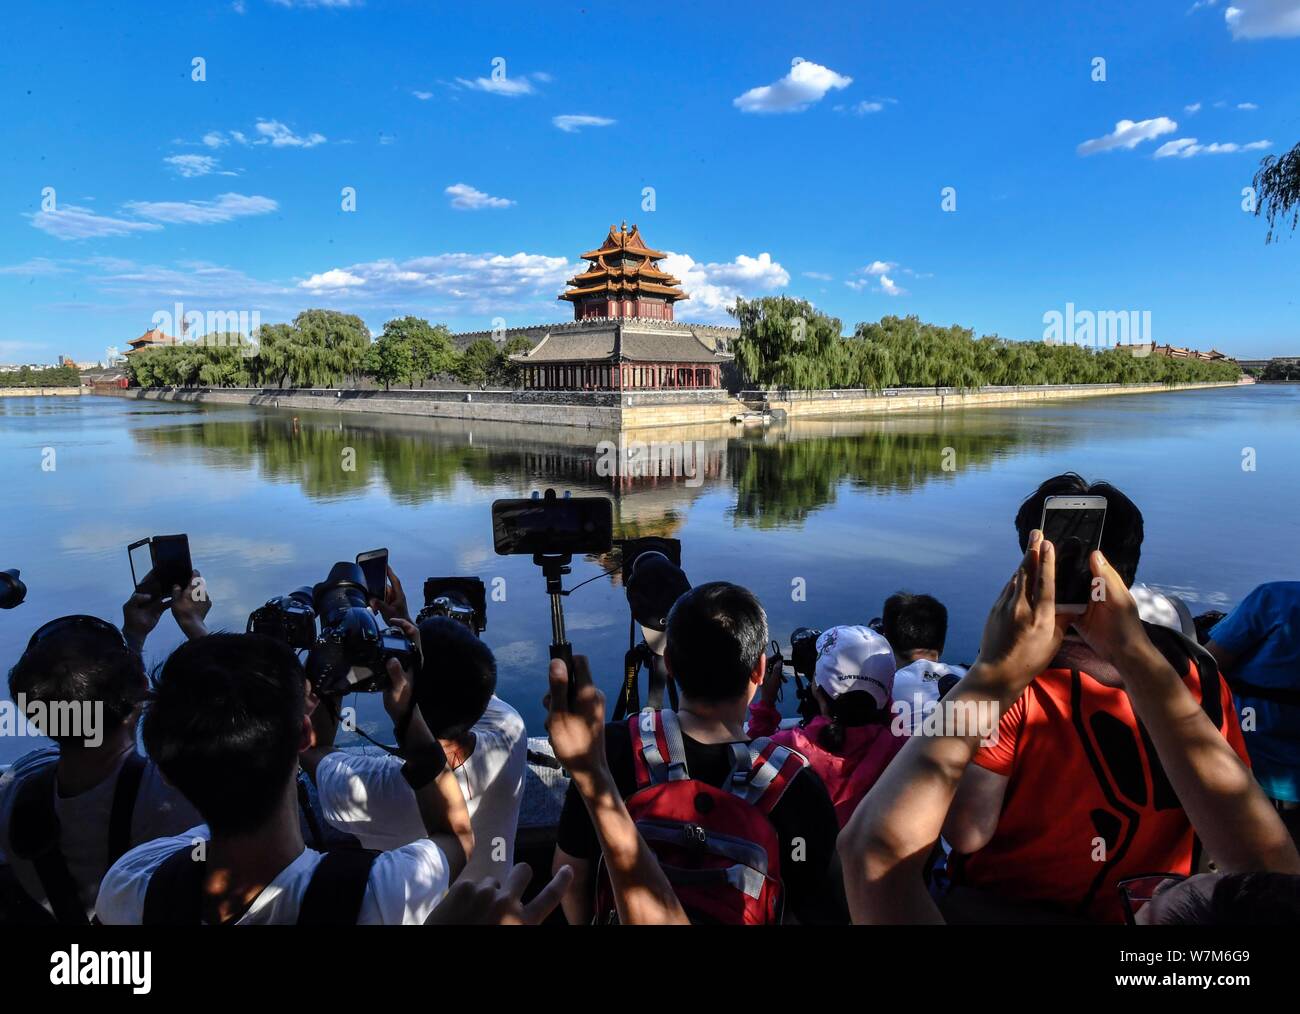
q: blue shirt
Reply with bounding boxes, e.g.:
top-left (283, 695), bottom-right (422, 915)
top-left (1210, 582), bottom-right (1300, 803)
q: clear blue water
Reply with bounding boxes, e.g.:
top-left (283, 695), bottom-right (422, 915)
top-left (1, 385), bottom-right (1296, 762)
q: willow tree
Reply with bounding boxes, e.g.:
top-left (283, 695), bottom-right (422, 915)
top-left (1254, 141), bottom-right (1300, 243)
top-left (730, 296), bottom-right (843, 388)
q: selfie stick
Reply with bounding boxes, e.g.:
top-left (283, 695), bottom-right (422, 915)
top-left (535, 552), bottom-right (577, 705)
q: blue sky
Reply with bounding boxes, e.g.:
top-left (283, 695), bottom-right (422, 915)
top-left (1, 0), bottom-right (1298, 364)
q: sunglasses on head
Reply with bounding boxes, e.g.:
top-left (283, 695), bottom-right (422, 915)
top-left (27, 615), bottom-right (129, 652)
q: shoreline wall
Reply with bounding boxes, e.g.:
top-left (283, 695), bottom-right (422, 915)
top-left (0, 387), bottom-right (82, 397)
top-left (89, 380), bottom-right (1243, 429)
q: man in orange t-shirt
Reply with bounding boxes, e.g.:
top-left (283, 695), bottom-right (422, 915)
top-left (941, 473), bottom-right (1249, 924)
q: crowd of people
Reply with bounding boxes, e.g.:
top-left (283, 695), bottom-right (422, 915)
top-left (1, 471), bottom-right (1297, 926)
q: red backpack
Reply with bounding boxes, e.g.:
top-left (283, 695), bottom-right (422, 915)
top-left (595, 708), bottom-right (809, 925)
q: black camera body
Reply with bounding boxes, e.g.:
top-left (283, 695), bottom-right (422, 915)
top-left (417, 577), bottom-right (487, 634)
top-left (616, 537), bottom-right (681, 586)
top-left (0, 569), bottom-right (26, 610)
top-left (247, 586), bottom-right (317, 650)
top-left (307, 562), bottom-right (416, 695)
top-left (789, 626), bottom-right (823, 677)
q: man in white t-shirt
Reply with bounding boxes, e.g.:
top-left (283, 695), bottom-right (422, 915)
top-left (305, 617), bottom-right (527, 883)
top-left (880, 591), bottom-right (968, 735)
top-left (96, 630), bottom-right (474, 925)
top-left (0, 583), bottom-right (208, 924)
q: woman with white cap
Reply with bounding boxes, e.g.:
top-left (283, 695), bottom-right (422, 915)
top-left (748, 624), bottom-right (907, 828)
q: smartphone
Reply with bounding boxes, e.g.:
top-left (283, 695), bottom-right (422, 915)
top-left (355, 548), bottom-right (389, 601)
top-left (491, 493), bottom-right (613, 556)
top-left (1039, 495), bottom-right (1107, 613)
top-left (128, 535), bottom-right (192, 599)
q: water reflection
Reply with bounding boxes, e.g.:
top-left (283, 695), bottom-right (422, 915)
top-left (130, 410), bottom-right (1062, 532)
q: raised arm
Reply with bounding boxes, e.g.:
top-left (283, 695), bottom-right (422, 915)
top-left (545, 656), bottom-right (689, 925)
top-left (839, 532), bottom-right (1066, 924)
top-left (1074, 552), bottom-right (1300, 876)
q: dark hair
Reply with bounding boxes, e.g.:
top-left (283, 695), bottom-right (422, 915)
top-left (818, 690), bottom-right (889, 752)
top-left (142, 633), bottom-right (306, 836)
top-left (414, 616), bottom-right (497, 741)
top-left (1193, 610), bottom-right (1226, 646)
top-left (665, 582), bottom-right (768, 704)
top-left (1014, 472), bottom-right (1144, 586)
top-left (881, 592), bottom-right (948, 657)
top-left (8, 627), bottom-right (146, 748)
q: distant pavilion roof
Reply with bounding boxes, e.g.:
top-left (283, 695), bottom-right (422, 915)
top-left (560, 222), bottom-right (689, 308)
top-left (510, 321), bottom-right (733, 365)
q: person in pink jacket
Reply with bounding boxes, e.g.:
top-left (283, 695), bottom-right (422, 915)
top-left (748, 625), bottom-right (906, 828)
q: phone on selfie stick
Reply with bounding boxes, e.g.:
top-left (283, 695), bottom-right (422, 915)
top-left (492, 488), bottom-right (614, 705)
top-left (1039, 495), bottom-right (1107, 614)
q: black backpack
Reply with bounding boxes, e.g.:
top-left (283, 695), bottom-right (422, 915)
top-left (141, 845), bottom-right (380, 925)
top-left (2, 750), bottom-right (146, 925)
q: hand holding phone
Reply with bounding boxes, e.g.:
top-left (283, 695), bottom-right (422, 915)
top-left (356, 548), bottom-right (389, 601)
top-left (128, 535), bottom-right (193, 602)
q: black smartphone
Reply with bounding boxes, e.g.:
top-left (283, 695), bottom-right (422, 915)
top-left (128, 535), bottom-right (192, 599)
top-left (491, 493), bottom-right (613, 556)
top-left (355, 548), bottom-right (389, 601)
top-left (1040, 496), bottom-right (1107, 613)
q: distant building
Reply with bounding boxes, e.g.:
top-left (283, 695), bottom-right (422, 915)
top-left (451, 223), bottom-right (735, 391)
top-left (126, 327), bottom-right (177, 356)
top-left (1127, 342), bottom-right (1230, 363)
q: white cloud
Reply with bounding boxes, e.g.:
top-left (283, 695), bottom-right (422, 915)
top-left (295, 252), bottom-right (575, 312)
top-left (1077, 117), bottom-right (1178, 155)
top-left (552, 114), bottom-right (616, 133)
top-left (445, 183), bottom-right (515, 210)
top-left (412, 90), bottom-right (433, 100)
top-left (847, 260), bottom-right (917, 296)
top-left (164, 154), bottom-right (238, 178)
top-left (0, 257), bottom-right (69, 276)
top-left (124, 193), bottom-right (278, 225)
top-left (1154, 137), bottom-right (1272, 158)
top-left (1237, 101), bottom-right (1259, 109)
top-left (28, 205), bottom-right (162, 240)
top-left (658, 251), bottom-right (790, 316)
top-left (1184, 102), bottom-right (1202, 114)
top-left (733, 57), bottom-right (853, 114)
top-left (87, 258), bottom-right (291, 301)
top-left (254, 119), bottom-right (326, 148)
top-left (802, 271), bottom-right (833, 281)
top-left (202, 131), bottom-right (227, 148)
top-left (864, 260), bottom-right (896, 276)
top-left (455, 74), bottom-right (538, 97)
top-left (836, 99), bottom-right (886, 115)
top-left (299, 268), bottom-right (367, 290)
top-left (270, 0), bottom-right (363, 7)
top-left (1224, 1), bottom-right (1300, 39)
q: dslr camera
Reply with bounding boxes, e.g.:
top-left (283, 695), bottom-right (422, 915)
top-left (247, 587), bottom-right (317, 650)
top-left (417, 577), bottom-right (487, 635)
top-left (307, 562), bottom-right (417, 695)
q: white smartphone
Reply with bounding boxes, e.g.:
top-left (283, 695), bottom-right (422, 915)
top-left (1039, 495), bottom-right (1107, 614)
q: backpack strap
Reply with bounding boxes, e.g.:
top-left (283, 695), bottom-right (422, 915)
top-left (727, 738), bottom-right (809, 816)
top-left (141, 844), bottom-right (206, 925)
top-left (141, 846), bottom-right (380, 925)
top-left (629, 708), bottom-right (690, 789)
top-left (9, 762), bottom-right (86, 925)
top-left (296, 849), bottom-right (380, 926)
top-left (107, 751), bottom-right (147, 866)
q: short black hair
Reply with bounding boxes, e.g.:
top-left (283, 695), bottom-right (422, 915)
top-left (8, 626), bottom-right (145, 748)
top-left (665, 582), bottom-right (767, 704)
top-left (1014, 472), bottom-right (1144, 586)
top-left (1160, 872), bottom-right (1300, 925)
top-left (142, 633), bottom-right (305, 836)
top-left (881, 592), bottom-right (948, 656)
top-left (414, 617), bottom-right (497, 741)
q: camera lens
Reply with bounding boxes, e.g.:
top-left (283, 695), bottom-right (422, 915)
top-left (313, 562), bottom-right (371, 622)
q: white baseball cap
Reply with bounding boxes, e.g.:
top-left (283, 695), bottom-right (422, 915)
top-left (814, 625), bottom-right (897, 709)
